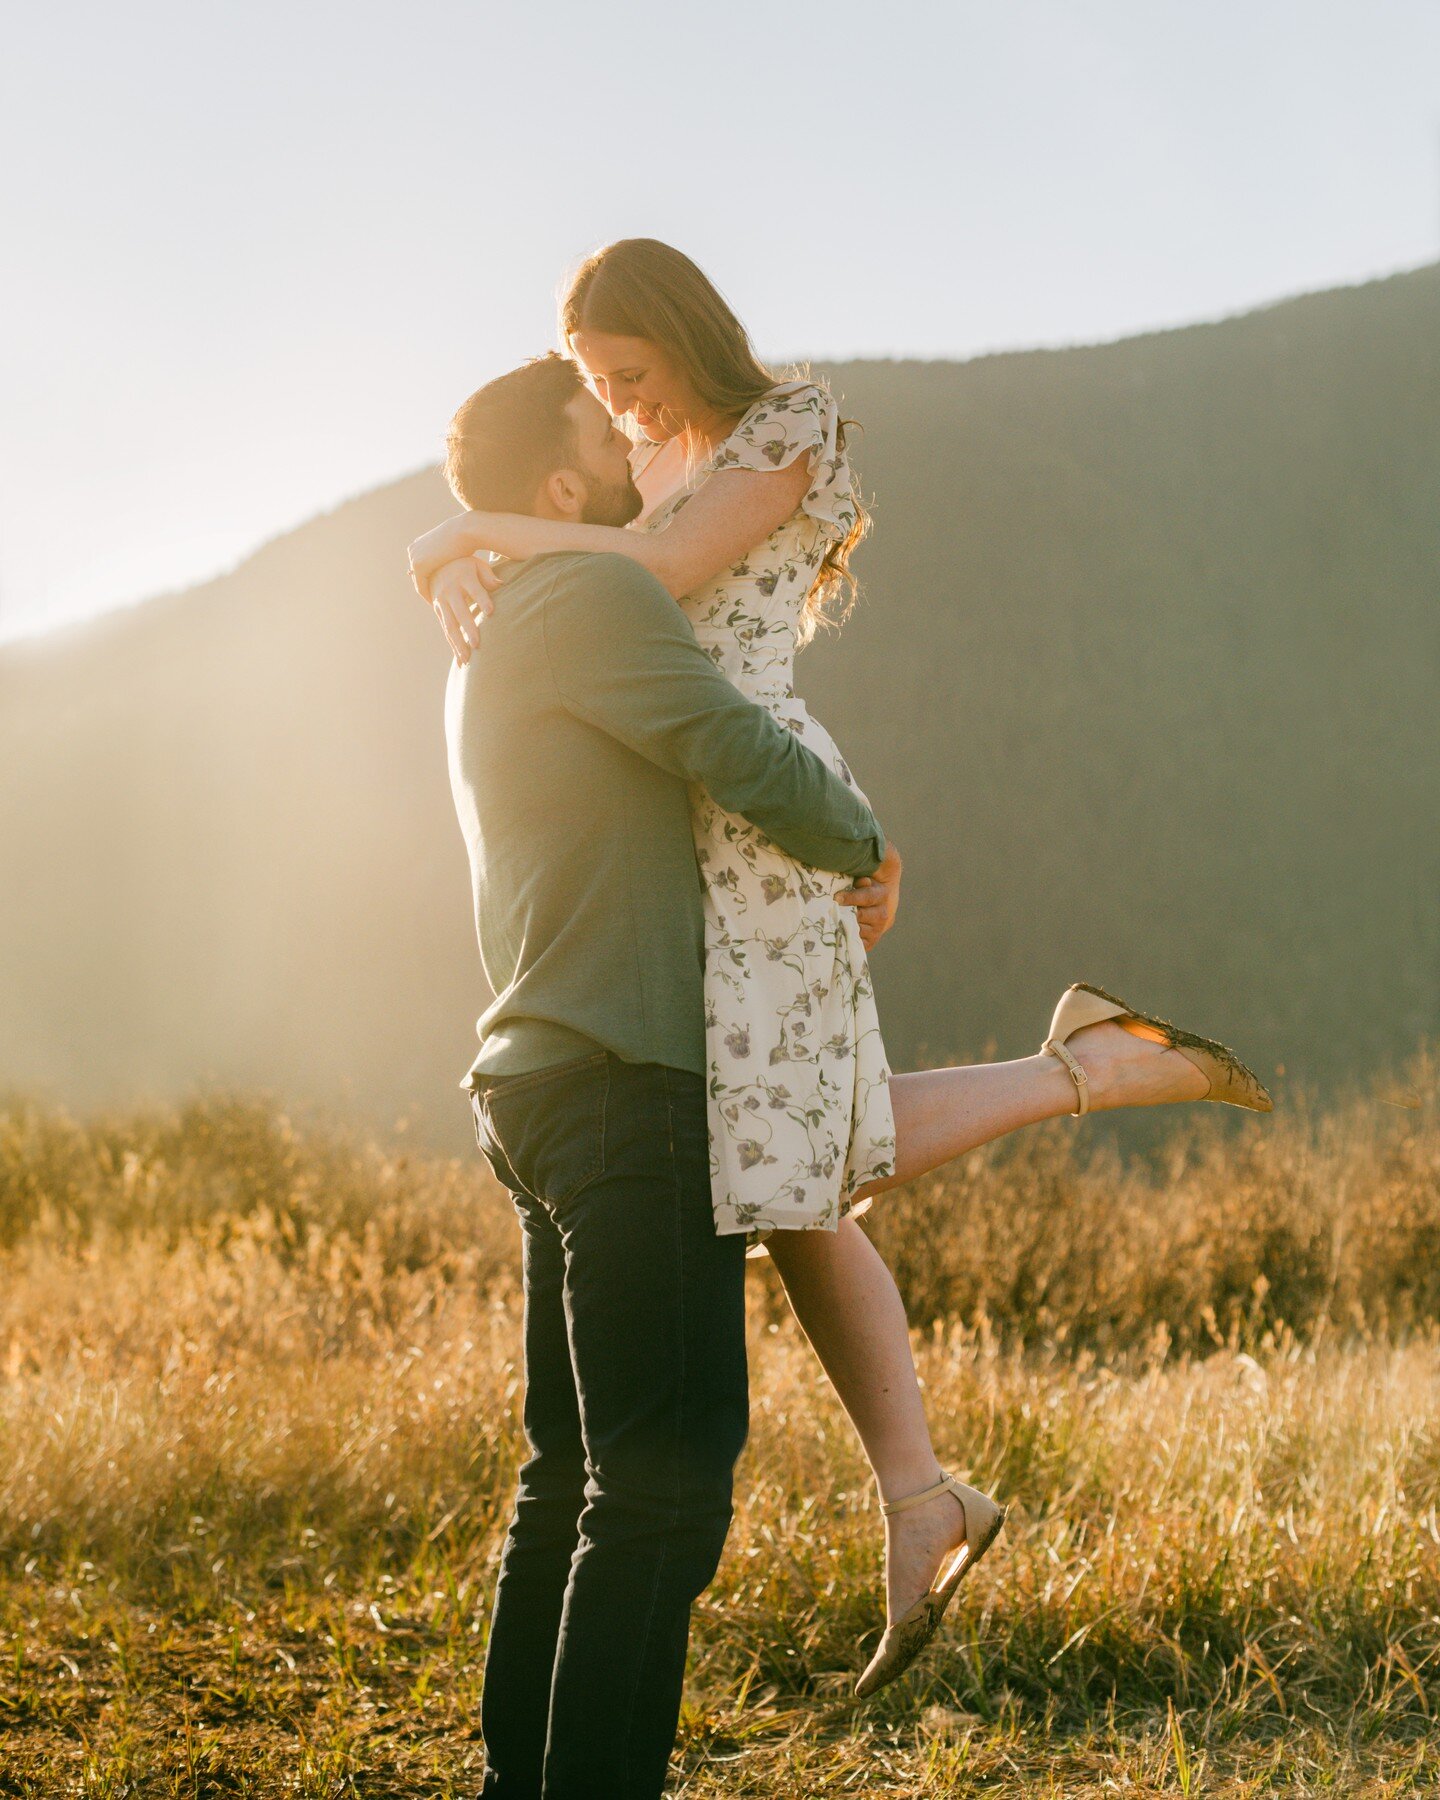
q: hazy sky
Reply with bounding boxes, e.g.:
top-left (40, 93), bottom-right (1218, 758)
top-left (2, 0), bottom-right (1437, 639)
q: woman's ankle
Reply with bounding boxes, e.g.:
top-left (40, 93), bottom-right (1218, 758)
top-left (876, 1456), bottom-right (945, 1507)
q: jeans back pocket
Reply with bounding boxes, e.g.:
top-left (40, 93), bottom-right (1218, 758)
top-left (478, 1053), bottom-right (610, 1208)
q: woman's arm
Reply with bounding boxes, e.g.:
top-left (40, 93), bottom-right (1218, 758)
top-left (429, 555), bottom-right (502, 663)
top-left (409, 455), bottom-right (812, 604)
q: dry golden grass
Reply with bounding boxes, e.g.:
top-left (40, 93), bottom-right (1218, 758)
top-left (0, 1059), bottom-right (1437, 1795)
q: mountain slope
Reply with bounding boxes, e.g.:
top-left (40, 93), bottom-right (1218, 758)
top-left (3, 266), bottom-right (1436, 1147)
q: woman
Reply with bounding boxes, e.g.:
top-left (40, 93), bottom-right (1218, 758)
top-left (408, 239), bottom-right (1272, 1697)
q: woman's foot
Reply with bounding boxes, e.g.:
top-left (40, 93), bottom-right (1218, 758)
top-left (1058, 1017), bottom-right (1210, 1112)
top-left (1042, 982), bottom-right (1273, 1114)
top-left (883, 1478), bottom-right (967, 1625)
top-left (858, 1472), bottom-right (1007, 1697)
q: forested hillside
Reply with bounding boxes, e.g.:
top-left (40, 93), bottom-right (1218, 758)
top-left (3, 265), bottom-right (1435, 1146)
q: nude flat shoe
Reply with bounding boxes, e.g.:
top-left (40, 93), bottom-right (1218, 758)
top-left (853, 1472), bottom-right (1006, 1700)
top-left (1042, 981), bottom-right (1273, 1115)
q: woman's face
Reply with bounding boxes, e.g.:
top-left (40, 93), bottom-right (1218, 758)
top-left (570, 329), bottom-right (701, 443)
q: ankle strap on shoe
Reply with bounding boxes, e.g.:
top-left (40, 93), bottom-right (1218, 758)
top-left (880, 1472), bottom-right (961, 1517)
top-left (1043, 1038), bottom-right (1090, 1116)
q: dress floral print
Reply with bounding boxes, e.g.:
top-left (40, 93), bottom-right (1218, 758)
top-left (634, 380), bottom-right (897, 1244)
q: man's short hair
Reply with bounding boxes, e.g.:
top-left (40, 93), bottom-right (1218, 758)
top-left (444, 353), bottom-right (586, 512)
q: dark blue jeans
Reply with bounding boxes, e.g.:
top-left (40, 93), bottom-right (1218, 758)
top-left (470, 1053), bottom-right (749, 1800)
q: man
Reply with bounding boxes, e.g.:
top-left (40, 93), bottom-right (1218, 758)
top-left (433, 354), bottom-right (889, 1799)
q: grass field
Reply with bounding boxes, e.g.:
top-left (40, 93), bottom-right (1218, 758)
top-left (1, 1058), bottom-right (1438, 1796)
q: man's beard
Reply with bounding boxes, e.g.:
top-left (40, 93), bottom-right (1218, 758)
top-left (581, 470), bottom-right (645, 529)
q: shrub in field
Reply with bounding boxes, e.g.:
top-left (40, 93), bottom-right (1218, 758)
top-left (2, 1050), bottom-right (1437, 1355)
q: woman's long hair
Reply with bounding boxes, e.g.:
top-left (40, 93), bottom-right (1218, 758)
top-left (560, 238), bottom-right (868, 640)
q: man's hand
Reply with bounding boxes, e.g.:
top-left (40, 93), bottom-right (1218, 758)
top-left (837, 840), bottom-right (902, 950)
top-left (430, 557), bottom-right (504, 665)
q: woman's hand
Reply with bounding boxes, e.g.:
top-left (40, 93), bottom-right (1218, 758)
top-left (837, 840), bottom-right (902, 950)
top-left (430, 556), bottom-right (503, 665)
top-left (408, 514), bottom-right (487, 604)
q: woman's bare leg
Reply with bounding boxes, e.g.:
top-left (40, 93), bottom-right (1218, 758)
top-left (767, 1219), bottom-right (955, 1622)
top-left (767, 1022), bottom-right (1208, 1621)
top-left (856, 1021), bottom-right (1207, 1204)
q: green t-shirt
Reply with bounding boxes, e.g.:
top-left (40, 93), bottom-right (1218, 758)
top-left (445, 551), bottom-right (886, 1084)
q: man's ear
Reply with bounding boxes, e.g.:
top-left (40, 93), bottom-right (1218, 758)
top-left (541, 468), bottom-right (586, 517)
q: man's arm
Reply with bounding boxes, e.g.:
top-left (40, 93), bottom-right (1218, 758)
top-left (542, 555), bottom-right (886, 879)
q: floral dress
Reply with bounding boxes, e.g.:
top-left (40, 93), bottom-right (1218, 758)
top-left (633, 379), bottom-right (897, 1242)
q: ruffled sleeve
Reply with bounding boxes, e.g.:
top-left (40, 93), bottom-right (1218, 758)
top-left (708, 380), bottom-right (858, 540)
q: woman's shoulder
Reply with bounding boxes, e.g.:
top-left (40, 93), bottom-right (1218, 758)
top-left (715, 377), bottom-right (839, 472)
top-left (769, 373), bottom-right (833, 401)
top-left (744, 376), bottom-right (835, 426)
top-left (708, 375), bottom-right (857, 539)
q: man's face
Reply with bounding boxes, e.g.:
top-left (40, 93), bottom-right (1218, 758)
top-left (562, 389), bottom-right (644, 527)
